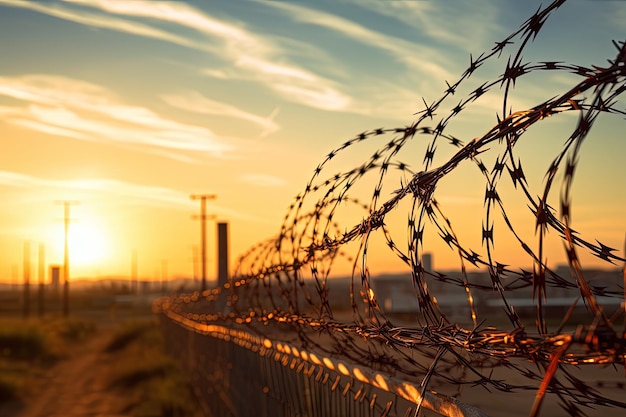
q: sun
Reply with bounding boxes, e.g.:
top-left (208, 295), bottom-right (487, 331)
top-left (67, 221), bottom-right (110, 267)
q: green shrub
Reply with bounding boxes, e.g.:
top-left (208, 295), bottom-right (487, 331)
top-left (104, 320), bottom-right (154, 353)
top-left (108, 358), bottom-right (174, 388)
top-left (57, 318), bottom-right (96, 341)
top-left (135, 375), bottom-right (199, 417)
top-left (105, 320), bottom-right (202, 417)
top-left (0, 324), bottom-right (47, 360)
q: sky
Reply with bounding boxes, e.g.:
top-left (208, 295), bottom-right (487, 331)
top-left (0, 0), bottom-right (624, 283)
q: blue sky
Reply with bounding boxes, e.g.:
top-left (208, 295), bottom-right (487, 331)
top-left (0, 0), bottom-right (623, 279)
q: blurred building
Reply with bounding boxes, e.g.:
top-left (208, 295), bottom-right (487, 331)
top-left (422, 253), bottom-right (432, 273)
top-left (49, 265), bottom-right (61, 293)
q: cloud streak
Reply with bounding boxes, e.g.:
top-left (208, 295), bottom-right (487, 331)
top-left (345, 0), bottom-right (500, 52)
top-left (260, 1), bottom-right (455, 82)
top-left (0, 75), bottom-right (232, 160)
top-left (0, 169), bottom-right (192, 208)
top-left (0, 0), bottom-right (353, 112)
top-left (0, 0), bottom-right (445, 118)
top-left (240, 173), bottom-right (287, 188)
top-left (0, 0), bottom-right (210, 52)
top-left (161, 91), bottom-right (280, 138)
top-left (0, 170), bottom-right (272, 222)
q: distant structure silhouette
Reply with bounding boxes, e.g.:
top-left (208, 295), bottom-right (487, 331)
top-left (49, 265), bottom-right (61, 294)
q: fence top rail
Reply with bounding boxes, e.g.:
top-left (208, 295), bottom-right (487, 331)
top-left (162, 306), bottom-right (491, 417)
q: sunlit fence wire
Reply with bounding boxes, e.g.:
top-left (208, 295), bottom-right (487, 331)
top-left (159, 1), bottom-right (625, 416)
top-left (158, 307), bottom-right (490, 417)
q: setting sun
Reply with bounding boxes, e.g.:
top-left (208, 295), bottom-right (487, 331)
top-left (68, 222), bottom-right (110, 267)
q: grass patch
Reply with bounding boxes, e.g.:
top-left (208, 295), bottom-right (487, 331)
top-left (105, 320), bottom-right (202, 417)
top-left (0, 325), bottom-right (47, 361)
top-left (0, 317), bottom-right (96, 409)
top-left (0, 316), bottom-right (200, 416)
top-left (132, 376), bottom-right (201, 417)
top-left (104, 320), bottom-right (152, 353)
top-left (112, 363), bottom-right (170, 388)
top-left (56, 318), bottom-right (97, 341)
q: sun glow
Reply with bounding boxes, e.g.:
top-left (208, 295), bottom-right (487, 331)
top-left (68, 221), bottom-right (110, 267)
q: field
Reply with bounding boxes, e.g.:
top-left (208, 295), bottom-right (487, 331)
top-left (0, 288), bottom-right (203, 417)
top-left (3, 285), bottom-right (624, 417)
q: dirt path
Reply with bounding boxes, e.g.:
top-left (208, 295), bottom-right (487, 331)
top-left (16, 328), bottom-right (127, 417)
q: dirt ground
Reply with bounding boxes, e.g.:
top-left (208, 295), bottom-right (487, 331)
top-left (0, 302), bottom-right (192, 417)
top-left (0, 325), bottom-right (128, 417)
top-left (19, 331), bottom-right (127, 417)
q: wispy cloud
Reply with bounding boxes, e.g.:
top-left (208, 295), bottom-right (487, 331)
top-left (0, 170), bottom-right (271, 222)
top-left (0, 75), bottom-right (232, 160)
top-left (161, 91), bottom-right (280, 138)
top-left (65, 0), bottom-right (263, 48)
top-left (0, 0), bottom-right (497, 121)
top-left (608, 3), bottom-right (626, 32)
top-left (2, 0), bottom-right (353, 112)
top-left (0, 0), bottom-right (210, 52)
top-left (260, 1), bottom-right (455, 82)
top-left (240, 173), bottom-right (287, 188)
top-left (0, 169), bottom-right (192, 208)
top-left (345, 0), bottom-right (501, 52)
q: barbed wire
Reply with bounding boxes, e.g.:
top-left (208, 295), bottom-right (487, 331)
top-left (162, 1), bottom-right (625, 415)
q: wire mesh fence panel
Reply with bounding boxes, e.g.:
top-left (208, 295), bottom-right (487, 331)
top-left (159, 0), bottom-right (624, 416)
top-left (160, 313), bottom-right (468, 417)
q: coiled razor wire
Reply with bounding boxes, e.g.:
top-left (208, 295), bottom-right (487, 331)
top-left (161, 1), bottom-right (626, 415)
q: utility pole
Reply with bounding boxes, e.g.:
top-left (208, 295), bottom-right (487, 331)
top-left (56, 200), bottom-right (79, 317)
top-left (23, 241), bottom-right (30, 319)
top-left (217, 222), bottom-right (230, 312)
top-left (192, 245), bottom-right (199, 285)
top-left (161, 259), bottom-right (168, 295)
top-left (11, 264), bottom-right (18, 291)
top-left (131, 250), bottom-right (138, 294)
top-left (38, 243), bottom-right (45, 318)
top-left (190, 194), bottom-right (216, 293)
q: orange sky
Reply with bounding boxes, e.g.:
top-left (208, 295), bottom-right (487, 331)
top-left (0, 1), bottom-right (624, 283)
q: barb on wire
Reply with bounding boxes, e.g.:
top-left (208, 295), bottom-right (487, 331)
top-left (161, 1), bottom-right (625, 415)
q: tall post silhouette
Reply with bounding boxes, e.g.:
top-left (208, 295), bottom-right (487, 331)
top-left (131, 250), bottom-right (138, 294)
top-left (23, 241), bottom-right (30, 319)
top-left (192, 245), bottom-right (199, 285)
top-left (11, 264), bottom-right (17, 291)
top-left (190, 194), bottom-right (216, 293)
top-left (38, 243), bottom-right (45, 318)
top-left (56, 200), bottom-right (79, 317)
top-left (217, 222), bottom-right (229, 312)
top-left (161, 259), bottom-right (168, 295)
